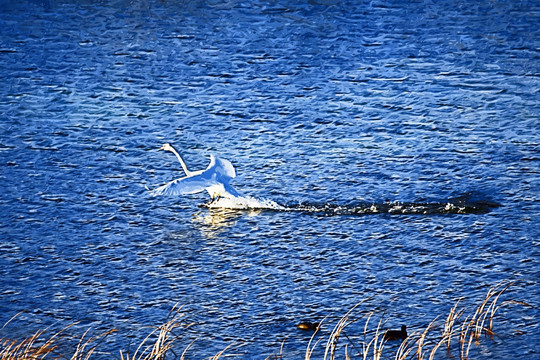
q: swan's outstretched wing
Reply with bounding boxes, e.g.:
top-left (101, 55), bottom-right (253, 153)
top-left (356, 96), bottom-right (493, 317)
top-left (206, 155), bottom-right (240, 197)
top-left (208, 155), bottom-right (236, 179)
top-left (150, 154), bottom-right (240, 199)
top-left (150, 174), bottom-right (219, 196)
top-left (222, 182), bottom-right (241, 198)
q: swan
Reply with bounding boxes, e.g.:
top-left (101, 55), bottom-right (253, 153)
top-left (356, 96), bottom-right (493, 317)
top-left (149, 143), bottom-right (241, 201)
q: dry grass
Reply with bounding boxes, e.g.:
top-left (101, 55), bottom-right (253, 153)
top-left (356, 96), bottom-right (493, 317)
top-left (119, 303), bottom-right (195, 360)
top-left (0, 328), bottom-right (58, 360)
top-left (0, 283), bottom-right (529, 360)
top-left (302, 281), bottom-right (528, 360)
top-left (0, 318), bottom-right (114, 360)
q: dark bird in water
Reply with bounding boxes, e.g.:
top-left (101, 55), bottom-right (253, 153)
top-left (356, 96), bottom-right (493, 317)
top-left (384, 325), bottom-right (407, 341)
top-left (297, 322), bottom-right (319, 331)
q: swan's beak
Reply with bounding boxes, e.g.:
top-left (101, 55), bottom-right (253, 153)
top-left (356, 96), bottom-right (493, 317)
top-left (158, 144), bottom-right (166, 151)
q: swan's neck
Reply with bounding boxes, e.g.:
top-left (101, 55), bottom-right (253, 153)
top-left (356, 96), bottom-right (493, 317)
top-left (168, 145), bottom-right (192, 176)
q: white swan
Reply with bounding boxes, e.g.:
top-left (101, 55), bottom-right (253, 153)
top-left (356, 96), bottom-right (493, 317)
top-left (149, 143), bottom-right (241, 201)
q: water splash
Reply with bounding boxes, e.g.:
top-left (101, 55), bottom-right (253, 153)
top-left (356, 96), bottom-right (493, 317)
top-left (204, 196), bottom-right (286, 210)
top-left (203, 193), bottom-right (501, 215)
top-left (287, 199), bottom-right (500, 216)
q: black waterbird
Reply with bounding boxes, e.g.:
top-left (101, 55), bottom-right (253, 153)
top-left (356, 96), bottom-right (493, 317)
top-left (384, 325), bottom-right (407, 341)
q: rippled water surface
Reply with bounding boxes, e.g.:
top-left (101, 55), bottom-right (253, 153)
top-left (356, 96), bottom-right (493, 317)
top-left (0, 0), bottom-right (538, 358)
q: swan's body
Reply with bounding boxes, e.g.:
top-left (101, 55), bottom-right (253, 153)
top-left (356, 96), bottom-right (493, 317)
top-left (150, 143), bottom-right (241, 201)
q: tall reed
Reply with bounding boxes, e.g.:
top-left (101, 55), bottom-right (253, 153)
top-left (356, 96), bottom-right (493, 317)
top-left (119, 303), bottom-right (190, 360)
top-left (0, 282), bottom-right (528, 360)
top-left (301, 281), bottom-right (527, 360)
top-left (0, 320), bottom-right (113, 360)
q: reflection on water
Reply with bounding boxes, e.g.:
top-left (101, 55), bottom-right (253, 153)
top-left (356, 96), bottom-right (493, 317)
top-left (192, 208), bottom-right (248, 238)
top-left (195, 208), bottom-right (264, 241)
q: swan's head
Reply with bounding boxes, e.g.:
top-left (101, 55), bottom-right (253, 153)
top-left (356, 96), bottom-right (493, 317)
top-left (159, 143), bottom-right (174, 152)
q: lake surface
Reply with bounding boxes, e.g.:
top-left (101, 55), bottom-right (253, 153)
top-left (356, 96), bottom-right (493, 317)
top-left (0, 0), bottom-right (538, 358)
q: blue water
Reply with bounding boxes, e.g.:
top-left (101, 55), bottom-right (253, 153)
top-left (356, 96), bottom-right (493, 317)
top-left (0, 0), bottom-right (538, 358)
